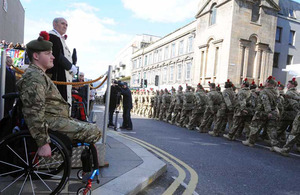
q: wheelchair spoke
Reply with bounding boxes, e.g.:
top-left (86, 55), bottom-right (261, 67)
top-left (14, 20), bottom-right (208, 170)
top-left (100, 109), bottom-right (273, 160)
top-left (29, 174), bottom-right (36, 195)
top-left (32, 147), bottom-right (58, 168)
top-left (0, 168), bottom-right (24, 177)
top-left (0, 173), bottom-right (25, 193)
top-left (18, 173), bottom-right (29, 195)
top-left (23, 137), bottom-right (29, 165)
top-left (31, 151), bottom-right (38, 165)
top-left (0, 160), bottom-right (24, 170)
top-left (33, 171), bottom-right (53, 192)
top-left (34, 171), bottom-right (63, 179)
top-left (7, 144), bottom-right (28, 166)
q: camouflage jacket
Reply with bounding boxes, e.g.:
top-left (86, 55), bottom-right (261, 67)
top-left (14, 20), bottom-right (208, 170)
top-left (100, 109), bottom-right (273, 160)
top-left (207, 89), bottom-right (223, 113)
top-left (193, 90), bottom-right (207, 113)
top-left (253, 87), bottom-right (279, 120)
top-left (234, 87), bottom-right (251, 116)
top-left (183, 91), bottom-right (194, 110)
top-left (17, 64), bottom-right (70, 147)
top-left (280, 88), bottom-right (300, 120)
top-left (174, 91), bottom-right (183, 110)
top-left (222, 88), bottom-right (236, 112)
top-left (162, 93), bottom-right (171, 108)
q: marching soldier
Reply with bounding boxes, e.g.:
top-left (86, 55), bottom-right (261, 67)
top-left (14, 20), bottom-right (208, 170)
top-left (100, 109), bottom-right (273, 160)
top-left (147, 89), bottom-right (155, 118)
top-left (155, 89), bottom-right (163, 119)
top-left (210, 79), bottom-right (236, 136)
top-left (187, 83), bottom-right (207, 130)
top-left (134, 90), bottom-right (139, 114)
top-left (242, 76), bottom-right (280, 148)
top-left (224, 78), bottom-right (251, 140)
top-left (169, 85), bottom-right (183, 125)
top-left (159, 88), bottom-right (171, 120)
top-left (198, 82), bottom-right (222, 133)
top-left (165, 87), bottom-right (176, 122)
top-left (178, 85), bottom-right (194, 127)
top-left (153, 90), bottom-right (159, 119)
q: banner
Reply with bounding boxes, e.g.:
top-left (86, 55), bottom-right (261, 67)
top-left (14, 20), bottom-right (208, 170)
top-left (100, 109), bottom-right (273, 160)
top-left (0, 48), bottom-right (27, 67)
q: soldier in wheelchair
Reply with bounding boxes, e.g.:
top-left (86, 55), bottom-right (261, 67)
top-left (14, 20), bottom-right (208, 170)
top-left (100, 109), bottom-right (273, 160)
top-left (0, 31), bottom-right (102, 195)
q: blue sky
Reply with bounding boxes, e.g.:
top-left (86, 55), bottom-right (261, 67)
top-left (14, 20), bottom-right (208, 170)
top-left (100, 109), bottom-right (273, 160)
top-left (20, 0), bottom-right (200, 79)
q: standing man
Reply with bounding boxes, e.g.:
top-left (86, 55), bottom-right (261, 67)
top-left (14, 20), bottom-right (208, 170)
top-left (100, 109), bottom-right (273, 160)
top-left (104, 81), bottom-right (121, 127)
top-left (4, 56), bottom-right (17, 116)
top-left (121, 82), bottom-right (133, 130)
top-left (47, 17), bottom-right (77, 105)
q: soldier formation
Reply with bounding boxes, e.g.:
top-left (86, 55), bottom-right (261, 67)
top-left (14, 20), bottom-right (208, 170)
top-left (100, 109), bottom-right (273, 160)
top-left (131, 76), bottom-right (300, 157)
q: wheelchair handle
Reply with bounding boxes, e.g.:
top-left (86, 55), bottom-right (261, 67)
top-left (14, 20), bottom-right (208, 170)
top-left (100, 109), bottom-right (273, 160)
top-left (2, 92), bottom-right (19, 100)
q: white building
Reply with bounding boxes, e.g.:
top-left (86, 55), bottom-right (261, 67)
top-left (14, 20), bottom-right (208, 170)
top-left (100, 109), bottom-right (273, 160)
top-left (111, 34), bottom-right (160, 86)
top-left (272, 0), bottom-right (300, 89)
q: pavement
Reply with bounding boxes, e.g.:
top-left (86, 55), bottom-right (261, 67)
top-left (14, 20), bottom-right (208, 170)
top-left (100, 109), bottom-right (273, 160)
top-left (82, 105), bottom-right (167, 195)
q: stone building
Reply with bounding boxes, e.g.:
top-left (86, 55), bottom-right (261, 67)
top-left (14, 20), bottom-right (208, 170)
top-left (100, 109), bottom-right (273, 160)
top-left (0, 0), bottom-right (24, 44)
top-left (130, 0), bottom-right (282, 90)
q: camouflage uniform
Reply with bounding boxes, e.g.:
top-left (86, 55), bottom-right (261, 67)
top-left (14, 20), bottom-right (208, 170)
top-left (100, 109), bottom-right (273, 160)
top-left (243, 77), bottom-right (280, 147)
top-left (131, 91), bottom-right (136, 113)
top-left (142, 91), bottom-right (148, 116)
top-left (199, 83), bottom-right (223, 133)
top-left (178, 86), bottom-right (194, 127)
top-left (155, 90), bottom-right (163, 119)
top-left (170, 86), bottom-right (183, 124)
top-left (187, 84), bottom-right (207, 130)
top-left (159, 89), bottom-right (171, 120)
top-left (152, 90), bottom-right (159, 119)
top-left (134, 91), bottom-right (139, 114)
top-left (147, 90), bottom-right (155, 118)
top-left (211, 83), bottom-right (236, 136)
top-left (17, 64), bottom-right (101, 147)
top-left (165, 87), bottom-right (176, 122)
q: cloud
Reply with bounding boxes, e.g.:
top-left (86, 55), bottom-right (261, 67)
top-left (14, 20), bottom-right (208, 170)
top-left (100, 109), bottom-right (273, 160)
top-left (121, 0), bottom-right (199, 23)
top-left (24, 2), bottom-right (133, 79)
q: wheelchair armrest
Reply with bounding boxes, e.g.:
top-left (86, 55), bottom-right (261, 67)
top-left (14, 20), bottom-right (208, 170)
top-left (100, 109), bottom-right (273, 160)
top-left (2, 92), bottom-right (19, 100)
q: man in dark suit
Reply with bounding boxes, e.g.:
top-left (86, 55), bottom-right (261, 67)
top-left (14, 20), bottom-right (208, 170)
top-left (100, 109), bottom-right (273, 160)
top-left (47, 17), bottom-right (77, 105)
top-left (120, 82), bottom-right (133, 130)
top-left (104, 81), bottom-right (121, 127)
top-left (4, 56), bottom-right (17, 116)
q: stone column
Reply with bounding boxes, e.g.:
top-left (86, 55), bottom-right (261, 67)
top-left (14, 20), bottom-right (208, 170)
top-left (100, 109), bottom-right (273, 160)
top-left (243, 47), bottom-right (249, 79)
top-left (253, 48), bottom-right (262, 84)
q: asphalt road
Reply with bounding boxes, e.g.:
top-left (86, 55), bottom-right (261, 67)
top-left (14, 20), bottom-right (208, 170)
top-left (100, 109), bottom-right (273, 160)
top-left (118, 114), bottom-right (300, 195)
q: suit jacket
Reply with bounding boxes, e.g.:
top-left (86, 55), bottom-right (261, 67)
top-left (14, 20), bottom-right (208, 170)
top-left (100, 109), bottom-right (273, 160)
top-left (46, 34), bottom-right (72, 101)
top-left (121, 88), bottom-right (133, 109)
top-left (4, 67), bottom-right (17, 115)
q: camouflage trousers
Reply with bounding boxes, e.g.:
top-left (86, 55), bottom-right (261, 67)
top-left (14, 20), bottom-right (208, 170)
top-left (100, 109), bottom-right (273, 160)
top-left (227, 115), bottom-right (252, 139)
top-left (281, 113), bottom-right (300, 153)
top-left (46, 116), bottom-right (102, 144)
top-left (165, 104), bottom-right (175, 122)
top-left (248, 118), bottom-right (279, 147)
top-left (178, 109), bottom-right (192, 127)
top-left (155, 105), bottom-right (161, 119)
top-left (170, 109), bottom-right (181, 124)
top-left (159, 105), bottom-right (169, 120)
top-left (143, 105), bottom-right (148, 116)
top-left (187, 111), bottom-right (204, 129)
top-left (277, 120), bottom-right (293, 144)
top-left (147, 106), bottom-right (153, 118)
top-left (199, 109), bottom-right (215, 133)
top-left (153, 106), bottom-right (157, 119)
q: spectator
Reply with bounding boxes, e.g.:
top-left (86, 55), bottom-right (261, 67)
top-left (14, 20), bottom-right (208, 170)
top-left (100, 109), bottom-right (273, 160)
top-left (47, 17), bottom-right (77, 105)
top-left (73, 72), bottom-right (88, 103)
top-left (89, 85), bottom-right (96, 114)
top-left (104, 81), bottom-right (121, 127)
top-left (8, 42), bottom-right (14, 49)
top-left (4, 56), bottom-right (17, 116)
top-left (14, 42), bottom-right (24, 50)
top-left (120, 82), bottom-right (133, 130)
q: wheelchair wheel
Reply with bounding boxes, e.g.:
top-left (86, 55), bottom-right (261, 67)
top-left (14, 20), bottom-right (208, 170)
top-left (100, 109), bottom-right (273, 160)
top-left (0, 131), bottom-right (71, 195)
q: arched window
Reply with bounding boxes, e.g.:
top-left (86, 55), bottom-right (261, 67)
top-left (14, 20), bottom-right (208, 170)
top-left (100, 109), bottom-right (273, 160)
top-left (209, 4), bottom-right (217, 26)
top-left (251, 0), bottom-right (260, 22)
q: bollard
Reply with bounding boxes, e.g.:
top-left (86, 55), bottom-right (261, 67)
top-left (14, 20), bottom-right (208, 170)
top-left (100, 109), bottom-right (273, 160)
top-left (0, 51), bottom-right (6, 119)
top-left (102, 65), bottom-right (112, 144)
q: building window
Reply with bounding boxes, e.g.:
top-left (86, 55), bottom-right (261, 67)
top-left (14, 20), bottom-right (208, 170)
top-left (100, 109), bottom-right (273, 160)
top-left (164, 46), bottom-right (169, 60)
top-left (186, 62), bottom-right (192, 80)
top-left (251, 0), bottom-right (260, 23)
top-left (177, 64), bottom-right (182, 81)
top-left (144, 55), bottom-right (148, 66)
top-left (170, 65), bottom-right (174, 82)
top-left (209, 3), bottom-right (217, 26)
top-left (163, 67), bottom-right (167, 83)
top-left (178, 40), bottom-right (184, 55)
top-left (149, 53), bottom-right (153, 64)
top-left (138, 57), bottom-right (142, 68)
top-left (273, 52), bottom-right (279, 68)
top-left (138, 72), bottom-right (141, 84)
top-left (158, 48), bottom-right (163, 62)
top-left (287, 55), bottom-right (293, 65)
top-left (188, 36), bottom-right (194, 53)
top-left (289, 30), bottom-right (295, 45)
top-left (133, 60), bottom-right (137, 69)
top-left (154, 50), bottom-right (158, 63)
top-left (276, 27), bottom-right (282, 42)
top-left (289, 9), bottom-right (295, 18)
top-left (171, 43), bottom-right (176, 58)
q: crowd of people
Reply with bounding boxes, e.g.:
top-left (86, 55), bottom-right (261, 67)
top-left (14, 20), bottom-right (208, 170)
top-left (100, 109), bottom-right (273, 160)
top-left (132, 77), bottom-right (300, 157)
top-left (0, 40), bottom-right (25, 50)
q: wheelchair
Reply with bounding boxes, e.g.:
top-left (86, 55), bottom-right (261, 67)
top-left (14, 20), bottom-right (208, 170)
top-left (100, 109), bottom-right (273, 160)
top-left (0, 93), bottom-right (100, 195)
top-left (71, 93), bottom-right (88, 121)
